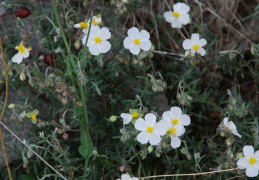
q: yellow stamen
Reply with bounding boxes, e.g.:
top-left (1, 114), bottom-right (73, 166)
top-left (249, 157), bottom-right (256, 165)
top-left (147, 126), bottom-right (153, 133)
top-left (94, 37), bottom-right (102, 43)
top-left (132, 112), bottom-right (139, 118)
top-left (172, 118), bottom-right (179, 125)
top-left (168, 127), bottom-right (176, 135)
top-left (93, 19), bottom-right (98, 25)
top-left (80, 22), bottom-right (89, 29)
top-left (134, 38), bottom-right (140, 45)
top-left (173, 12), bottom-right (180, 18)
top-left (31, 114), bottom-right (36, 120)
top-left (193, 44), bottom-right (200, 51)
top-left (17, 43), bottom-right (26, 54)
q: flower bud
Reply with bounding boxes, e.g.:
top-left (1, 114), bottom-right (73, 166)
top-left (109, 115), bottom-right (117, 122)
top-left (148, 145), bottom-right (153, 153)
top-left (94, 16), bottom-right (101, 25)
top-left (75, 40), bottom-right (81, 49)
top-left (14, 7), bottom-right (31, 18)
top-left (8, 103), bottom-right (16, 109)
top-left (185, 50), bottom-right (191, 56)
top-left (63, 133), bottom-right (68, 139)
top-left (19, 72), bottom-right (26, 81)
top-left (61, 98), bottom-right (68, 105)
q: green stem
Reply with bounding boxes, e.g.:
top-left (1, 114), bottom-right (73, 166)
top-left (50, 0), bottom-right (91, 177)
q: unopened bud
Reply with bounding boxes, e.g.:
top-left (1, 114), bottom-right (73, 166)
top-left (109, 115), bottom-right (117, 122)
top-left (63, 133), bottom-right (68, 139)
top-left (148, 145), bottom-right (153, 153)
top-left (8, 103), bottom-right (16, 109)
top-left (185, 50), bottom-right (190, 56)
top-left (75, 40), bottom-right (81, 49)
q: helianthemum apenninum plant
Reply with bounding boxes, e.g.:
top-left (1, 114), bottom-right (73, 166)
top-left (0, 0), bottom-right (258, 179)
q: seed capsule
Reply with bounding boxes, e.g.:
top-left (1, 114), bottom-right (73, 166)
top-left (14, 7), bottom-right (31, 18)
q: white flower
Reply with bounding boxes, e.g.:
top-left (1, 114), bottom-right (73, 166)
top-left (12, 41), bottom-right (31, 64)
top-left (164, 2), bottom-right (190, 28)
top-left (134, 113), bottom-right (167, 145)
top-left (117, 174), bottom-right (139, 180)
top-left (182, 33), bottom-right (207, 56)
top-left (121, 111), bottom-right (140, 125)
top-left (237, 145), bottom-right (259, 177)
top-left (163, 118), bottom-right (185, 148)
top-left (223, 117), bottom-right (241, 138)
top-left (82, 26), bottom-right (111, 56)
top-left (162, 106), bottom-right (191, 130)
top-left (123, 27), bottom-right (152, 55)
top-left (74, 16), bottom-right (100, 34)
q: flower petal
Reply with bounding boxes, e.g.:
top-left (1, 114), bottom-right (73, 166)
top-left (139, 40), bottom-right (151, 51)
top-left (175, 124), bottom-right (185, 136)
top-left (154, 121), bottom-right (167, 136)
top-left (127, 27), bottom-right (139, 39)
top-left (237, 157), bottom-right (250, 169)
top-left (139, 30), bottom-right (150, 40)
top-left (23, 51), bottom-right (30, 59)
top-left (178, 3), bottom-right (190, 13)
top-left (123, 37), bottom-right (134, 49)
top-left (144, 113), bottom-right (156, 127)
top-left (121, 174), bottom-right (131, 180)
top-left (99, 40), bottom-right (111, 54)
top-left (170, 136), bottom-right (181, 148)
top-left (191, 33), bottom-right (200, 44)
top-left (149, 132), bottom-right (161, 145)
top-left (223, 117), bottom-right (228, 126)
top-left (130, 45), bottom-right (140, 55)
top-left (89, 43), bottom-right (100, 56)
top-left (197, 48), bottom-right (206, 56)
top-left (100, 27), bottom-right (111, 40)
top-left (137, 131), bottom-right (149, 144)
top-left (178, 13), bottom-right (190, 25)
top-left (120, 113), bottom-right (132, 124)
top-left (254, 150), bottom-right (259, 159)
top-left (179, 114), bottom-right (191, 126)
top-left (73, 23), bottom-right (81, 28)
top-left (170, 106), bottom-right (182, 118)
top-left (182, 39), bottom-right (192, 50)
top-left (246, 165), bottom-right (259, 177)
top-left (164, 11), bottom-right (175, 23)
top-left (171, 18), bottom-right (182, 28)
top-left (199, 38), bottom-right (207, 47)
top-left (12, 53), bottom-right (23, 64)
top-left (243, 146), bottom-right (254, 158)
top-left (134, 118), bottom-right (148, 131)
top-left (173, 3), bottom-right (181, 12)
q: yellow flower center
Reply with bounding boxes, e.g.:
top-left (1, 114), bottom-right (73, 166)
top-left (80, 22), bottom-right (89, 29)
top-left (193, 44), bottom-right (200, 51)
top-left (18, 43), bottom-right (26, 54)
top-left (93, 19), bottom-right (98, 25)
top-left (172, 118), bottom-right (179, 125)
top-left (173, 12), bottom-right (180, 18)
top-left (132, 112), bottom-right (139, 118)
top-left (94, 37), bottom-right (102, 43)
top-left (31, 114), bottom-right (36, 120)
top-left (134, 38), bottom-right (140, 45)
top-left (147, 126), bottom-right (153, 133)
top-left (168, 127), bottom-right (176, 135)
top-left (249, 157), bottom-right (256, 165)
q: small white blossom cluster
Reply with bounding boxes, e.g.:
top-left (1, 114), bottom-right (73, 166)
top-left (164, 2), bottom-right (207, 57)
top-left (121, 106), bottom-right (190, 149)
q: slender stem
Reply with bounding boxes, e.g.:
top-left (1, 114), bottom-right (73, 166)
top-left (50, 0), bottom-right (91, 176)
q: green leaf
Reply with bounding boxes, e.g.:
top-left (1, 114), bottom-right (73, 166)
top-left (78, 132), bottom-right (94, 159)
